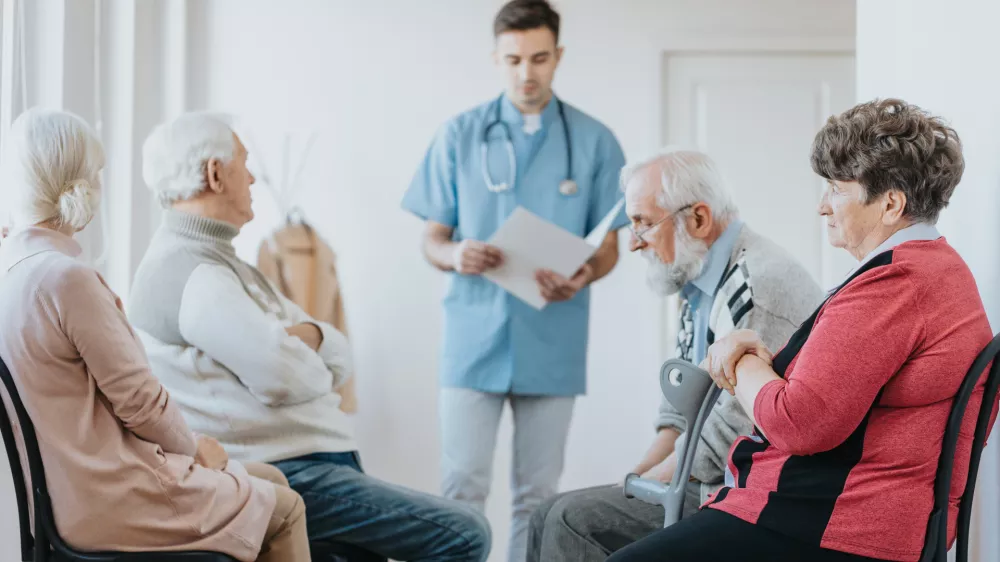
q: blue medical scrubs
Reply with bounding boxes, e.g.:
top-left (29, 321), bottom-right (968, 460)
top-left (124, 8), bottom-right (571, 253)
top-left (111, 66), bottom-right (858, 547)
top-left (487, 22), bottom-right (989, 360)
top-left (403, 94), bottom-right (627, 397)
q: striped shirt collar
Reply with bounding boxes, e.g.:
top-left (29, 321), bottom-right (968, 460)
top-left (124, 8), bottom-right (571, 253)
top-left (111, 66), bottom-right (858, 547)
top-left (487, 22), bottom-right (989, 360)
top-left (688, 219), bottom-right (744, 298)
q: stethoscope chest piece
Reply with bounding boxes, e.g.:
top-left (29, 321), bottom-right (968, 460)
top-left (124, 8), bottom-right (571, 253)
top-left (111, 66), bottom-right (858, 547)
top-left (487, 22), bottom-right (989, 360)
top-left (559, 179), bottom-right (578, 196)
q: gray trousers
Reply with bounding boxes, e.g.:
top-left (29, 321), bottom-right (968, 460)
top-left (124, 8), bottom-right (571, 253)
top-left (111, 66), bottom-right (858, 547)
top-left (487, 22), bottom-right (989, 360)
top-left (527, 483), bottom-right (702, 562)
top-left (440, 388), bottom-right (576, 562)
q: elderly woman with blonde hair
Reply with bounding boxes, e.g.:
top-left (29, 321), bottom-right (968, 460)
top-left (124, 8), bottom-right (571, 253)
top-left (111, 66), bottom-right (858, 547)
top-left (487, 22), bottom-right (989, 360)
top-left (0, 108), bottom-right (310, 561)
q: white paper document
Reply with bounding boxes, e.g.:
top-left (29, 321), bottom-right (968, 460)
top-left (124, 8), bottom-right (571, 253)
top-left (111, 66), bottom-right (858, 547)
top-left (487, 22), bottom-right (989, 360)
top-left (483, 199), bottom-right (626, 310)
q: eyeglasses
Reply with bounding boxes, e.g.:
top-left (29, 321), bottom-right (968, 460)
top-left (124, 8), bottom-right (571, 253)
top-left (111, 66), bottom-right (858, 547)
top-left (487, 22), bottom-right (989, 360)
top-left (627, 204), bottom-right (693, 244)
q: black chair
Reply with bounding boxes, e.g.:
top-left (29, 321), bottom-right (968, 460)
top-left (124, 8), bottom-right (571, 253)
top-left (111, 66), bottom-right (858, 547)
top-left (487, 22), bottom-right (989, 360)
top-left (310, 542), bottom-right (384, 562)
top-left (0, 357), bottom-right (236, 562)
top-left (0, 355), bottom-right (380, 562)
top-left (920, 332), bottom-right (1000, 562)
top-left (624, 333), bottom-right (1000, 561)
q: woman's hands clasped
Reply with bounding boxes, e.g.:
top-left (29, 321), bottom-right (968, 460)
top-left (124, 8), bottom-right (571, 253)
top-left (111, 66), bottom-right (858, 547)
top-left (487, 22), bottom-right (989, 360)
top-left (700, 329), bottom-right (772, 395)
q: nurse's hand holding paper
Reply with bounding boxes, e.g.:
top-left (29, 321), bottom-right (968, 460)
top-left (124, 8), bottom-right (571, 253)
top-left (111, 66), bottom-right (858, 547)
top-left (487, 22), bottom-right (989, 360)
top-left (535, 264), bottom-right (593, 302)
top-left (533, 210), bottom-right (621, 302)
top-left (453, 239), bottom-right (505, 275)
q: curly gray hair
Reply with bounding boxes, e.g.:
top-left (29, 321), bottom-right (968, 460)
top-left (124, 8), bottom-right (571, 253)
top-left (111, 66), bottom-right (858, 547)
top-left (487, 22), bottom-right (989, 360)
top-left (810, 98), bottom-right (964, 224)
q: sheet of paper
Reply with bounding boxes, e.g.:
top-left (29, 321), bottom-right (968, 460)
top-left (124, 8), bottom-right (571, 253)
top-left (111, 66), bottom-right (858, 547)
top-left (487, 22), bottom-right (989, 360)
top-left (483, 201), bottom-right (624, 309)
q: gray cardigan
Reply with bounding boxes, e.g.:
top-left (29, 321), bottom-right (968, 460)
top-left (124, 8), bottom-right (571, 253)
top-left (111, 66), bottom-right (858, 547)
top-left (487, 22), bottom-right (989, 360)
top-left (656, 224), bottom-right (824, 502)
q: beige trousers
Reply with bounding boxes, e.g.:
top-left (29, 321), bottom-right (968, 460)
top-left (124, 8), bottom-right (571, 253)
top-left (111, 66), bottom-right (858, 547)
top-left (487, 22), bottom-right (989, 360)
top-left (245, 463), bottom-right (311, 562)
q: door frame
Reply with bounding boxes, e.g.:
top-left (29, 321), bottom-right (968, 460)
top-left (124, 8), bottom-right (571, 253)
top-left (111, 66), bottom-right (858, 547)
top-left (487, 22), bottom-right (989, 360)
top-left (653, 35), bottom-right (855, 361)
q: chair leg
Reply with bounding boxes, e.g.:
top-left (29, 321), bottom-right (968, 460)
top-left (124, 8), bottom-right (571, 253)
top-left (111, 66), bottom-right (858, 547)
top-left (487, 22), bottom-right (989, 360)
top-left (33, 514), bottom-right (48, 562)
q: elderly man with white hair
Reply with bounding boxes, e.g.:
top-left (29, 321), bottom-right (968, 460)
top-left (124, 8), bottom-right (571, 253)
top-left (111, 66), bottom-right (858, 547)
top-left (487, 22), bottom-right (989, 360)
top-left (526, 148), bottom-right (823, 562)
top-left (129, 112), bottom-right (491, 562)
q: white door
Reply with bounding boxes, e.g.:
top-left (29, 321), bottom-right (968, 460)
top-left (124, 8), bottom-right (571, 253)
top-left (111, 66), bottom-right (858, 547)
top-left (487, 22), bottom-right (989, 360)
top-left (663, 52), bottom-right (857, 287)
top-left (659, 51), bottom-right (856, 356)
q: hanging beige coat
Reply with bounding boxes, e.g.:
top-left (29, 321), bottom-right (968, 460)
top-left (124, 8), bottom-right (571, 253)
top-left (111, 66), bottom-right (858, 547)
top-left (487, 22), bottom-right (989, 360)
top-left (257, 221), bottom-right (357, 413)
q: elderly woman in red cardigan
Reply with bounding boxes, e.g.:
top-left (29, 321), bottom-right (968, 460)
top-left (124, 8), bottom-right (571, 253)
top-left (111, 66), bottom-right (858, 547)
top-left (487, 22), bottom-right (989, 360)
top-left (609, 99), bottom-right (997, 562)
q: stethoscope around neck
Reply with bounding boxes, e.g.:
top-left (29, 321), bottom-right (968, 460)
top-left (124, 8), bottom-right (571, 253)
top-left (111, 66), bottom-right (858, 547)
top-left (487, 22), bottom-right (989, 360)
top-left (479, 94), bottom-right (578, 196)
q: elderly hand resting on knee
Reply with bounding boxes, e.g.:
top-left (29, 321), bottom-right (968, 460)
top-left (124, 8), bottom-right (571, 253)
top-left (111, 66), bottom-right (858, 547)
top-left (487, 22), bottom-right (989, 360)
top-left (194, 435), bottom-right (229, 470)
top-left (700, 329), bottom-right (773, 395)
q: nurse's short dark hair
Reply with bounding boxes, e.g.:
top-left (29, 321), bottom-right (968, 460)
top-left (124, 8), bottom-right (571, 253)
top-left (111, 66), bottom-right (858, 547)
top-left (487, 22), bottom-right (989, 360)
top-left (810, 98), bottom-right (964, 224)
top-left (494, 0), bottom-right (561, 43)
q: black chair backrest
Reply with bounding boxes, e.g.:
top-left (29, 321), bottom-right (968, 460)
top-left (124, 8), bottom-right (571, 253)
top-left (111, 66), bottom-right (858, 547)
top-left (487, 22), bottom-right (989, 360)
top-left (0, 355), bottom-right (65, 561)
top-left (920, 333), bottom-right (1000, 562)
top-left (1, 358), bottom-right (241, 562)
top-left (0, 358), bottom-right (35, 561)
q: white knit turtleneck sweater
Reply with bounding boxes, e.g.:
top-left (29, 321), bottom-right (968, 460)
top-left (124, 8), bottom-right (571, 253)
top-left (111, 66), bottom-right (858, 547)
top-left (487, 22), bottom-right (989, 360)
top-left (129, 210), bottom-right (357, 463)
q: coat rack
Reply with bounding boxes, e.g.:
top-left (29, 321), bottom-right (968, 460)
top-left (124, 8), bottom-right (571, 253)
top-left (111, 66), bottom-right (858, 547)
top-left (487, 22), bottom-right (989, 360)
top-left (245, 130), bottom-right (318, 221)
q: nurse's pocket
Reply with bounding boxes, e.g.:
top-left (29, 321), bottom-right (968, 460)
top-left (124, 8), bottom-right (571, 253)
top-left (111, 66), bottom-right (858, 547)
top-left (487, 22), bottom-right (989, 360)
top-left (442, 276), bottom-right (506, 349)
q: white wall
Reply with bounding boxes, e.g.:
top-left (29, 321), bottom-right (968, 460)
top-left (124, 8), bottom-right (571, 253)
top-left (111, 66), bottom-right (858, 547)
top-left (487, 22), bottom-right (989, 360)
top-left (857, 2), bottom-right (1000, 560)
top-left (188, 1), bottom-right (853, 560)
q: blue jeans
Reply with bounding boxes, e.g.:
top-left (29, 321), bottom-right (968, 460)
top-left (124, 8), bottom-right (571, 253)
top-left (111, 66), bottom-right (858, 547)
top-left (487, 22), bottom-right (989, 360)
top-left (272, 452), bottom-right (491, 562)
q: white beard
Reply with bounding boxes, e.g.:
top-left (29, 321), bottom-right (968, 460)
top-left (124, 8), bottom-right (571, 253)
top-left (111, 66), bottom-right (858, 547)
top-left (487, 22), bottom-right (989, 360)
top-left (643, 227), bottom-right (709, 296)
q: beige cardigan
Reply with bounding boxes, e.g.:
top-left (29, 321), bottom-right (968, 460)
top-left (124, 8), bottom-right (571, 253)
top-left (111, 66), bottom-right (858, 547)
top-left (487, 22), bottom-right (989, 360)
top-left (0, 227), bottom-right (274, 561)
